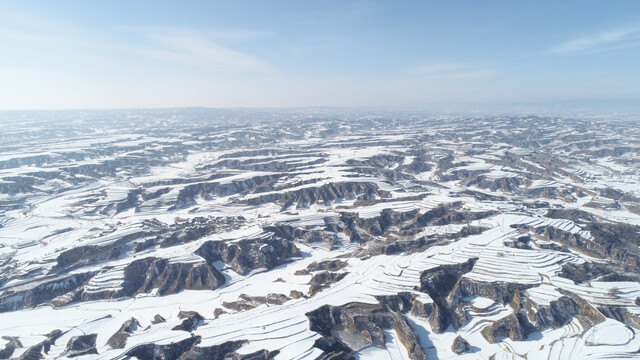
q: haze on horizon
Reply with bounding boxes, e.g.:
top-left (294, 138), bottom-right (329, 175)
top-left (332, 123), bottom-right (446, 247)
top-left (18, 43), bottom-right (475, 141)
top-left (1, 0), bottom-right (639, 110)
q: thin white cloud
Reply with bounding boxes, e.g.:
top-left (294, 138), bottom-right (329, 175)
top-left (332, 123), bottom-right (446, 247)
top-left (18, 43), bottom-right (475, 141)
top-left (548, 26), bottom-right (640, 55)
top-left (411, 63), bottom-right (499, 79)
top-left (125, 27), bottom-right (272, 72)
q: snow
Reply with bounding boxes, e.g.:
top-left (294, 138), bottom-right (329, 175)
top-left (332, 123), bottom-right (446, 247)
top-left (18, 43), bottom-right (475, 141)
top-left (1, 113), bottom-right (639, 359)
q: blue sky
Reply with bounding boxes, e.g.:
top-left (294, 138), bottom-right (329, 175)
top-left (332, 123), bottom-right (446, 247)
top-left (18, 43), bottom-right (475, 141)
top-left (1, 0), bottom-right (639, 109)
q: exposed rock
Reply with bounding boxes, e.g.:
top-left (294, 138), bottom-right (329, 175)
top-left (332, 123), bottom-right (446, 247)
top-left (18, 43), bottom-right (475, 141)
top-left (122, 258), bottom-right (223, 296)
top-left (170, 174), bottom-right (280, 210)
top-left (159, 216), bottom-right (246, 248)
top-left (124, 336), bottom-right (278, 360)
top-left (597, 306), bottom-right (640, 328)
top-left (461, 189), bottom-right (506, 202)
top-left (222, 293), bottom-right (291, 311)
top-left (152, 314), bottom-right (166, 324)
top-left (482, 314), bottom-right (527, 343)
top-left (55, 231), bottom-right (150, 270)
top-left (451, 278), bottom-right (534, 306)
top-left (306, 302), bottom-right (426, 360)
top-left (295, 259), bottom-right (348, 275)
top-left (266, 293), bottom-right (290, 305)
top-left (521, 213), bottom-right (640, 274)
top-left (504, 235), bottom-right (531, 249)
top-left (0, 336), bottom-right (22, 359)
top-left (532, 296), bottom-right (579, 330)
top-left (469, 174), bottom-right (529, 193)
top-left (76, 257), bottom-right (225, 302)
top-left (242, 182), bottom-right (392, 209)
top-left (0, 272), bottom-right (96, 313)
top-left (172, 311), bottom-right (205, 332)
top-left (558, 262), bottom-right (613, 283)
top-left (62, 334), bottom-right (97, 358)
top-left (107, 317), bottom-right (140, 349)
top-left (53, 216), bottom-right (245, 273)
top-left (308, 272), bottom-right (348, 296)
top-left (124, 335), bottom-right (202, 360)
top-left (229, 349), bottom-right (280, 359)
top-left (452, 335), bottom-right (470, 354)
top-left (417, 258), bottom-right (478, 333)
top-left (289, 290), bottom-right (305, 299)
top-left (313, 336), bottom-right (356, 360)
top-left (196, 237), bottom-right (300, 276)
top-left (340, 204), bottom-right (496, 246)
top-left (363, 225), bottom-right (488, 257)
top-left (375, 292), bottom-right (416, 313)
top-left (141, 187), bottom-right (170, 200)
top-left (115, 188), bottom-right (143, 213)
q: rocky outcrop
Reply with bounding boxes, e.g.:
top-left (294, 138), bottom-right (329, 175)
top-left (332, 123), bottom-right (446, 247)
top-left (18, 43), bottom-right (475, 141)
top-left (170, 174), bottom-right (281, 210)
top-left (306, 302), bottom-right (426, 360)
top-left (124, 336), bottom-right (279, 360)
top-left (361, 225), bottom-right (487, 257)
top-left (172, 311), bottom-right (205, 332)
top-left (417, 258), bottom-right (478, 333)
top-left (295, 259), bottom-right (348, 275)
top-left (53, 216), bottom-right (245, 275)
top-left (313, 336), bottom-right (356, 360)
top-left (62, 334), bottom-right (97, 358)
top-left (308, 272), bottom-right (348, 296)
top-left (76, 257), bottom-right (226, 303)
top-left (416, 260), bottom-right (591, 339)
top-left (481, 314), bottom-right (527, 343)
top-left (452, 335), bottom-right (470, 354)
top-left (158, 216), bottom-right (246, 248)
top-left (534, 211), bottom-right (640, 273)
top-left (222, 293), bottom-right (291, 311)
top-left (243, 182), bottom-right (391, 209)
top-left (264, 223), bottom-right (338, 247)
top-left (504, 235), bottom-right (531, 249)
top-left (376, 292), bottom-right (416, 313)
top-left (152, 314), bottom-right (166, 324)
top-left (558, 262), bottom-right (611, 283)
top-left (451, 278), bottom-right (534, 306)
top-left (338, 203), bottom-right (495, 246)
top-left (196, 237), bottom-right (300, 276)
top-left (124, 335), bottom-right (202, 360)
top-left (469, 175), bottom-right (529, 193)
top-left (17, 330), bottom-right (63, 360)
top-left (0, 336), bottom-right (22, 359)
top-left (107, 317), bottom-right (140, 349)
top-left (0, 272), bottom-right (96, 313)
top-left (532, 296), bottom-right (579, 330)
top-left (141, 187), bottom-right (170, 200)
top-left (556, 289), bottom-right (605, 328)
top-left (597, 306), bottom-right (640, 328)
top-left (115, 188), bottom-right (143, 213)
top-left (55, 234), bottom-right (145, 270)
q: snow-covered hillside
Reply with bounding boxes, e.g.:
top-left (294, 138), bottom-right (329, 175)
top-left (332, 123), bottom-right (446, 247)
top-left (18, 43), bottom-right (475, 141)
top-left (1, 110), bottom-right (639, 359)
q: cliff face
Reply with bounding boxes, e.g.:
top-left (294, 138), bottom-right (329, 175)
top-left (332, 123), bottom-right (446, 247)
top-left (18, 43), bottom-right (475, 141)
top-left (0, 272), bottom-right (96, 312)
top-left (417, 258), bottom-right (478, 333)
top-left (306, 301), bottom-right (426, 360)
top-left (244, 182), bottom-right (392, 209)
top-left (195, 237), bottom-right (301, 276)
top-left (123, 336), bottom-right (279, 360)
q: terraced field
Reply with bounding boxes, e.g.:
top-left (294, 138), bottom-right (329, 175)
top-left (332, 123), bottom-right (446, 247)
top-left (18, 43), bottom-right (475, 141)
top-left (0, 110), bottom-right (639, 359)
